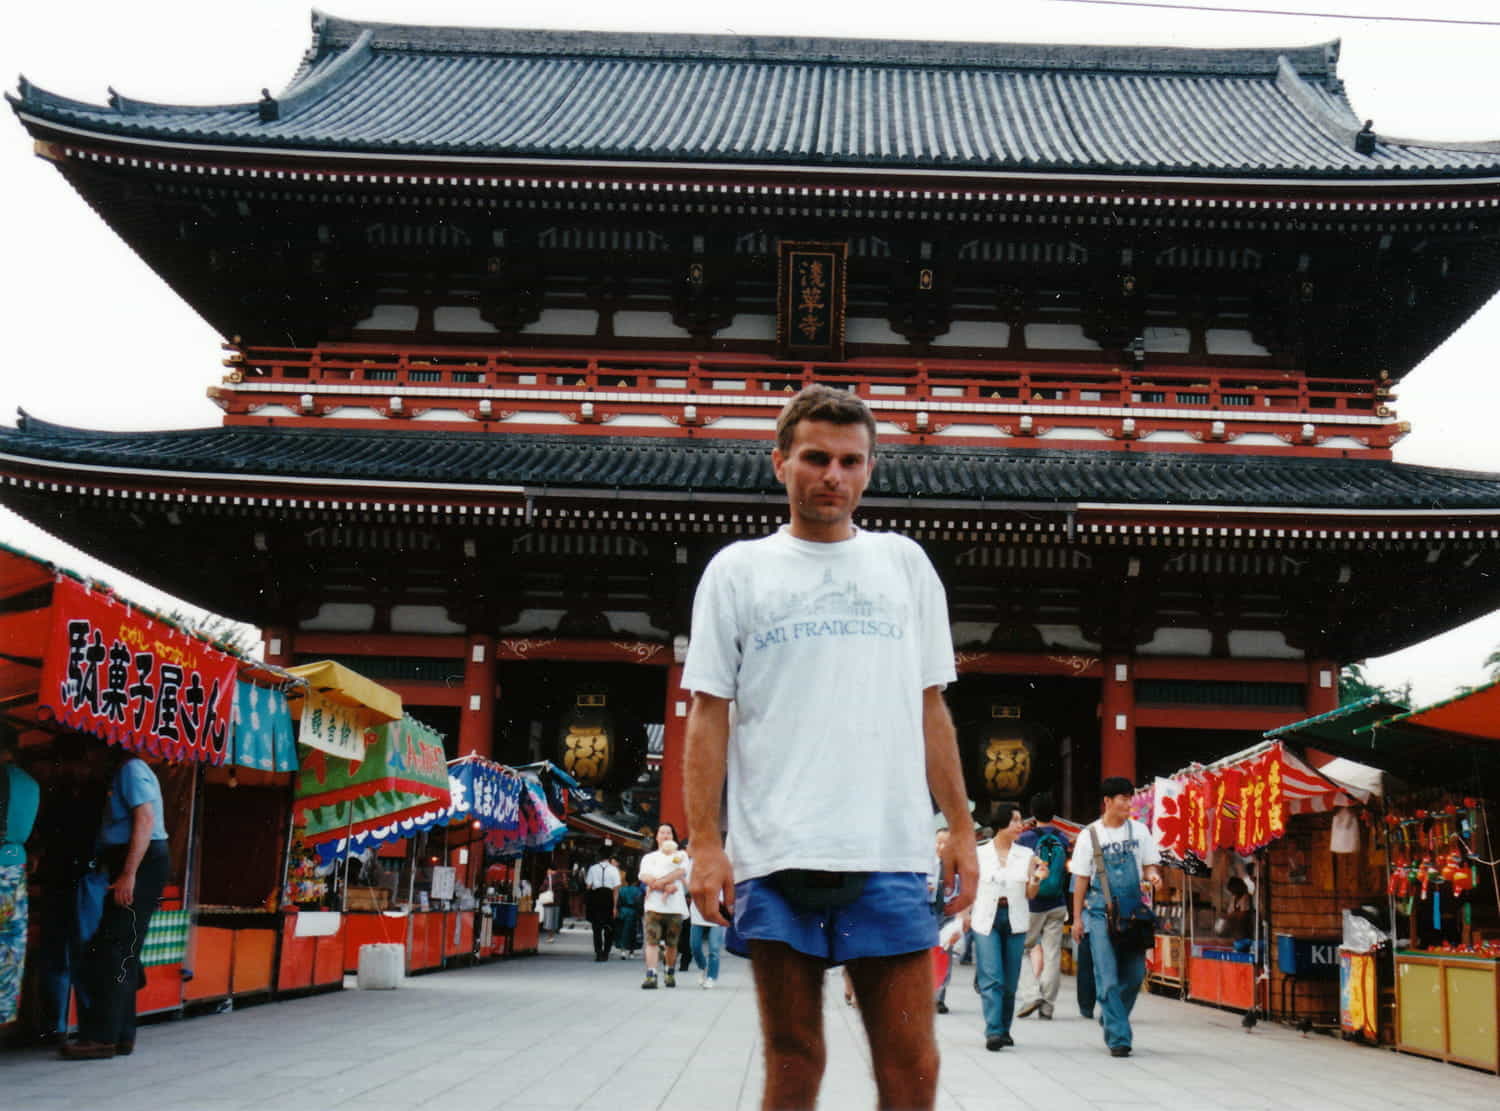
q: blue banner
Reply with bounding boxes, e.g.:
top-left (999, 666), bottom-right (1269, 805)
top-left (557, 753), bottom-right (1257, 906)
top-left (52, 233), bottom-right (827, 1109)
top-left (230, 680), bottom-right (298, 772)
top-left (314, 756), bottom-right (523, 863)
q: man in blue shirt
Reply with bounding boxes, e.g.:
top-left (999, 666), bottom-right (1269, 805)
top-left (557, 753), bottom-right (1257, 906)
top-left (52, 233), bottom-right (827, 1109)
top-left (1015, 793), bottom-right (1071, 1021)
top-left (62, 747), bottom-right (170, 1061)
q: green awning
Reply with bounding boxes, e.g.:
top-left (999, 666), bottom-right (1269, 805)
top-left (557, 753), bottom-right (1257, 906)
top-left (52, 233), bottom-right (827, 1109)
top-left (294, 713), bottom-right (450, 845)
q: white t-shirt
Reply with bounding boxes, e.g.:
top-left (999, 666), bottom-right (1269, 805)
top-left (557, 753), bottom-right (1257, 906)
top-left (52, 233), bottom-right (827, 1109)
top-left (639, 848), bottom-right (690, 916)
top-left (1068, 819), bottom-right (1162, 887)
top-left (585, 862), bottom-right (621, 890)
top-left (682, 526), bottom-right (956, 882)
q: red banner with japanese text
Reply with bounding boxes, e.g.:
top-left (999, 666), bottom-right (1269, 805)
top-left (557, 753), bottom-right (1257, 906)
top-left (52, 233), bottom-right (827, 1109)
top-left (1184, 774), bottom-right (1212, 859)
top-left (37, 576), bottom-right (235, 763)
top-left (1235, 748), bottom-right (1287, 853)
top-left (1212, 766), bottom-right (1242, 850)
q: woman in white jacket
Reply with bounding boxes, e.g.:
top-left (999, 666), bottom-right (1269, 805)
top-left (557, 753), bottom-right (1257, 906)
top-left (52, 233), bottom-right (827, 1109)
top-left (965, 802), bottom-right (1049, 1051)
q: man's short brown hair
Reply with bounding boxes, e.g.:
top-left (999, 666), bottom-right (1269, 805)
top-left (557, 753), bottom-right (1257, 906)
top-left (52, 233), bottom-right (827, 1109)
top-left (774, 384), bottom-right (878, 455)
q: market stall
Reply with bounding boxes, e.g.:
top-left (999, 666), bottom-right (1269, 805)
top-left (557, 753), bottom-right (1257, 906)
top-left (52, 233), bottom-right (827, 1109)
top-left (291, 709), bottom-right (451, 974)
top-left (0, 545), bottom-right (239, 1030)
top-left (321, 753), bottom-right (527, 963)
top-left (1269, 690), bottom-right (1500, 1068)
top-left (186, 670), bottom-right (306, 1008)
top-left (1140, 740), bottom-right (1372, 1018)
top-left (485, 766), bottom-right (577, 954)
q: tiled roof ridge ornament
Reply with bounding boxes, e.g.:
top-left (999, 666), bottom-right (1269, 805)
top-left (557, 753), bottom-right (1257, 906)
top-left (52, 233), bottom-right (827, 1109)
top-left (308, 11), bottom-right (1338, 76)
top-left (1355, 120), bottom-right (1376, 157)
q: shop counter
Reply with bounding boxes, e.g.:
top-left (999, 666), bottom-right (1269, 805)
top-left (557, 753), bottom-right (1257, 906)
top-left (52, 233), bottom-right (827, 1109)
top-left (408, 911), bottom-right (446, 972)
top-left (1188, 946), bottom-right (1255, 1011)
top-left (444, 911), bottom-right (475, 960)
top-left (341, 911), bottom-right (412, 973)
top-left (276, 911), bottom-right (345, 995)
top-left (185, 909), bottom-right (281, 1004)
top-left (511, 910), bottom-right (540, 955)
top-left (1396, 950), bottom-right (1499, 1073)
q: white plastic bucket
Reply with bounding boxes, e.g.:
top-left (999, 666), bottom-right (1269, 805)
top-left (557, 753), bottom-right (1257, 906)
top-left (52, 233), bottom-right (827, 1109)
top-left (357, 942), bottom-right (405, 990)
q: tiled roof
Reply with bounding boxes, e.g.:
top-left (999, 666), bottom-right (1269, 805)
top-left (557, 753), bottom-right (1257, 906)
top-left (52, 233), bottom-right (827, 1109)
top-left (10, 15), bottom-right (1500, 179)
top-left (6, 417), bottom-right (1500, 511)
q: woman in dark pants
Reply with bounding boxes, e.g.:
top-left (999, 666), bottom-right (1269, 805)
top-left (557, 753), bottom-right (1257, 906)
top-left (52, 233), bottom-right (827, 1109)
top-left (63, 750), bottom-right (170, 1060)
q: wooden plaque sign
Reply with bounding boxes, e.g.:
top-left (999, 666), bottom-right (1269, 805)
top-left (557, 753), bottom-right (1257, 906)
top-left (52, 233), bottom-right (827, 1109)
top-left (776, 241), bottom-right (847, 361)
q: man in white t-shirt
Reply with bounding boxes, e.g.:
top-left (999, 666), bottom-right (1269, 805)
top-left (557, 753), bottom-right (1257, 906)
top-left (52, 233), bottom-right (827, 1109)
top-left (683, 384), bottom-right (978, 1111)
top-left (584, 853), bottom-right (622, 962)
top-left (1069, 777), bottom-right (1163, 1058)
top-left (638, 823), bottom-right (689, 989)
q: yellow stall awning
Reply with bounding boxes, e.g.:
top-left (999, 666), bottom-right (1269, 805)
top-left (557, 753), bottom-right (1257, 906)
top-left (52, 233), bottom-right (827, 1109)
top-left (286, 660), bottom-right (403, 724)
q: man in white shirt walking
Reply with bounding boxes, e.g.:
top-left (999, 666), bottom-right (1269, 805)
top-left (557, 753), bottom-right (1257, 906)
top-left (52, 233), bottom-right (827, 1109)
top-left (683, 385), bottom-right (977, 1111)
top-left (1069, 777), bottom-right (1163, 1058)
top-left (584, 852), bottom-right (622, 962)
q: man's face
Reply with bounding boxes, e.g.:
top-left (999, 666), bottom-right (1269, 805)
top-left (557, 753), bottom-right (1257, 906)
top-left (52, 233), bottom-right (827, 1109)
top-left (772, 418), bottom-right (874, 542)
top-left (1104, 793), bottom-right (1133, 823)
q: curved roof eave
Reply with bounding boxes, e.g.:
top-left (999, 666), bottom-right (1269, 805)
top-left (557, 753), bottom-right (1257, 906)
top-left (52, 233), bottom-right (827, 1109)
top-left (15, 108), bottom-right (1500, 192)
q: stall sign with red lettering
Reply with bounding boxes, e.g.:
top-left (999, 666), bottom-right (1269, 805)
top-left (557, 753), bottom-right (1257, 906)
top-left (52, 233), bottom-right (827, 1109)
top-left (38, 577), bottom-right (235, 763)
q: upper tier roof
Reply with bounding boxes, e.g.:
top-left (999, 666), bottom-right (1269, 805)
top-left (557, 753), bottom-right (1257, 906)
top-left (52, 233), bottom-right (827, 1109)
top-left (10, 13), bottom-right (1500, 180)
top-left (6, 415), bottom-right (1500, 512)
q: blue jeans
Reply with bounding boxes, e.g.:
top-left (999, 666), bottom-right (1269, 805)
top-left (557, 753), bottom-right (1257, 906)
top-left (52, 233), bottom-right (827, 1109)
top-left (691, 923), bottom-right (724, 980)
top-left (1084, 900), bottom-right (1147, 1050)
top-left (973, 920), bottom-right (1025, 1038)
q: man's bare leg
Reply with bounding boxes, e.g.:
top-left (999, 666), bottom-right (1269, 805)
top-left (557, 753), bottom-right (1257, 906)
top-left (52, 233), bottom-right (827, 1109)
top-left (750, 940), bottom-right (827, 1111)
top-left (846, 949), bottom-right (940, 1111)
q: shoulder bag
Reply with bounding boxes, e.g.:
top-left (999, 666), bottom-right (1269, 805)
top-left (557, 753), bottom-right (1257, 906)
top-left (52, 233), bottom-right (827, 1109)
top-left (1089, 823), bottom-right (1155, 951)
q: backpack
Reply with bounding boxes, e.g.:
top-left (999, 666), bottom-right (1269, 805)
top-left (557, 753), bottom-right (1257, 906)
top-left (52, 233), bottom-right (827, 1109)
top-left (1033, 828), bottom-right (1069, 899)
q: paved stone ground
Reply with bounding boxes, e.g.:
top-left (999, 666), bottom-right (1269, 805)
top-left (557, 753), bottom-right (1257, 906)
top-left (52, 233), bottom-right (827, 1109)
top-left (2, 924), bottom-right (1495, 1109)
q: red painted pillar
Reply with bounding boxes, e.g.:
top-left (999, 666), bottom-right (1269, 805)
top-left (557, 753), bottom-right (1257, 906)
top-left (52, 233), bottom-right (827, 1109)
top-left (263, 625), bottom-right (292, 668)
top-left (1100, 653), bottom-right (1137, 784)
top-left (1306, 657), bottom-right (1339, 717)
top-left (458, 634), bottom-right (497, 758)
top-left (659, 658), bottom-right (689, 839)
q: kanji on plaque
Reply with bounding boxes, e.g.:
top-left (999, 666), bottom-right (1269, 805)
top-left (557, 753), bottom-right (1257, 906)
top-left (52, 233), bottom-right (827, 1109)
top-left (297, 689), bottom-right (369, 760)
top-left (38, 576), bottom-right (235, 763)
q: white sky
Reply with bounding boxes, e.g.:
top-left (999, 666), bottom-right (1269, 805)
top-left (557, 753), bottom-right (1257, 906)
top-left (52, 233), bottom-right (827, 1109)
top-left (3, 0), bottom-right (1500, 704)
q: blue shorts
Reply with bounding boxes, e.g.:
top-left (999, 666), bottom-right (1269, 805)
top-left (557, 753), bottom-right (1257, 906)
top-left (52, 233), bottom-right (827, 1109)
top-left (725, 872), bottom-right (937, 966)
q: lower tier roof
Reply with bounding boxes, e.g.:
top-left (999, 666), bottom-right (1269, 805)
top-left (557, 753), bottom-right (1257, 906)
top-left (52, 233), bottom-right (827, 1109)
top-left (5, 415), bottom-right (1500, 512)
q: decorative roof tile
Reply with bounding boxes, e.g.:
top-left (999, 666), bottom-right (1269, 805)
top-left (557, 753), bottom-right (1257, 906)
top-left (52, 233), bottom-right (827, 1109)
top-left (10, 17), bottom-right (1500, 179)
top-left (6, 417), bottom-right (1500, 512)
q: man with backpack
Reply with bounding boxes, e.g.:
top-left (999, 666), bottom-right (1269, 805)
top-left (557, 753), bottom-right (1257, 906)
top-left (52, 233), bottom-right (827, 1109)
top-left (1014, 793), bottom-right (1070, 1021)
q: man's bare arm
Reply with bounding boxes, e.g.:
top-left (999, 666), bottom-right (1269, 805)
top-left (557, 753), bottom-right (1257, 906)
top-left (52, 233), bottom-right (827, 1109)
top-left (684, 691), bottom-right (734, 926)
top-left (923, 686), bottom-right (978, 916)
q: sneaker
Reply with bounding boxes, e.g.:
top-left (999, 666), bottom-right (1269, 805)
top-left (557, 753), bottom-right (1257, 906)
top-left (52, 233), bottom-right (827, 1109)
top-left (698, 972), bottom-right (708, 988)
top-left (704, 979), bottom-right (716, 989)
top-left (642, 972), bottom-right (658, 990)
top-left (1017, 999), bottom-right (1043, 1019)
top-left (665, 970), bottom-right (676, 988)
top-left (985, 1036), bottom-right (1004, 1051)
top-left (998, 1034), bottom-right (1015, 1048)
top-left (1039, 1007), bottom-right (1054, 1020)
top-left (1110, 1045), bottom-right (1131, 1058)
top-left (936, 1001), bottom-right (949, 1014)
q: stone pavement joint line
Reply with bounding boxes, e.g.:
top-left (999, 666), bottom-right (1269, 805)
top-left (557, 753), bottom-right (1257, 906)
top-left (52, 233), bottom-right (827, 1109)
top-left (2, 926), bottom-right (1495, 1110)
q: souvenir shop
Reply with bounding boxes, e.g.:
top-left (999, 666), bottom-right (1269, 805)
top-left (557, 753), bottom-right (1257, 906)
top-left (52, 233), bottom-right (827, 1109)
top-left (1269, 690), bottom-right (1500, 1073)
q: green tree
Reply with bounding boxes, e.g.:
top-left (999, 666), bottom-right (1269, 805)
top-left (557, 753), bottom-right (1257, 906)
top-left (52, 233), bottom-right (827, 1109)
top-left (167, 608), bottom-right (259, 657)
top-left (1486, 645), bottom-right (1500, 684)
top-left (1339, 662), bottom-right (1409, 708)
